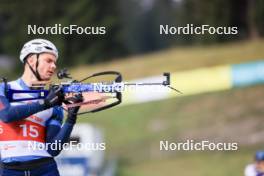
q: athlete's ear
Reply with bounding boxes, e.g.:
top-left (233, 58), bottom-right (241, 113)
top-left (25, 54), bottom-right (37, 67)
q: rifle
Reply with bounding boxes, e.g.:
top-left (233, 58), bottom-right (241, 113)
top-left (1, 69), bottom-right (181, 115)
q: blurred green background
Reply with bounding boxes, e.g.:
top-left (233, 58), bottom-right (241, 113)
top-left (1, 0), bottom-right (264, 175)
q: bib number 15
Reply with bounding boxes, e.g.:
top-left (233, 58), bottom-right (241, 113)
top-left (19, 124), bottom-right (39, 138)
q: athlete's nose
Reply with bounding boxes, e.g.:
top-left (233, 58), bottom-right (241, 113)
top-left (51, 62), bottom-right (56, 70)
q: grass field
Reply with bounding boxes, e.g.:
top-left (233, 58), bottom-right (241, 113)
top-left (71, 39), bottom-right (264, 175)
top-left (78, 84), bottom-right (264, 176)
top-left (117, 149), bottom-right (258, 176)
top-left (70, 39), bottom-right (264, 80)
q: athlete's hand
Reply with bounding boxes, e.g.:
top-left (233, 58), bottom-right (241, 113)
top-left (43, 85), bottom-right (64, 109)
top-left (66, 93), bottom-right (83, 124)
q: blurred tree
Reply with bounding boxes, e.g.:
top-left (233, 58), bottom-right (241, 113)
top-left (0, 0), bottom-right (263, 72)
top-left (118, 0), bottom-right (181, 53)
top-left (0, 0), bottom-right (123, 69)
top-left (182, 0), bottom-right (237, 43)
top-left (183, 0), bottom-right (262, 41)
top-left (247, 0), bottom-right (259, 39)
top-left (255, 0), bottom-right (264, 36)
top-left (118, 0), bottom-right (145, 54)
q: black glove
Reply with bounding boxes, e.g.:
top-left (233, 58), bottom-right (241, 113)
top-left (66, 94), bottom-right (83, 124)
top-left (43, 85), bottom-right (64, 109)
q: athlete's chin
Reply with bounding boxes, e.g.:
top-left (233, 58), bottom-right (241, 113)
top-left (42, 75), bottom-right (53, 81)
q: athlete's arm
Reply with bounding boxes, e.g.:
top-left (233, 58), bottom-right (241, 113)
top-left (0, 96), bottom-right (47, 123)
top-left (46, 107), bottom-right (78, 156)
top-left (0, 85), bottom-right (64, 123)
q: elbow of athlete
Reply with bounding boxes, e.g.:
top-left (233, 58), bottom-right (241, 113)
top-left (47, 149), bottom-right (62, 157)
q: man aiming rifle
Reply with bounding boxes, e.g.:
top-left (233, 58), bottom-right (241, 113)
top-left (0, 39), bottom-right (82, 176)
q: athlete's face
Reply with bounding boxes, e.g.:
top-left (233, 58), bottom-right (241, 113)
top-left (256, 161), bottom-right (264, 172)
top-left (26, 53), bottom-right (57, 81)
top-left (37, 53), bottom-right (57, 81)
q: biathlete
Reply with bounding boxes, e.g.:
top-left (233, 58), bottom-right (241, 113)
top-left (0, 38), bottom-right (82, 176)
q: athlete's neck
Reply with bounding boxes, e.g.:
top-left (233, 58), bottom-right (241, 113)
top-left (21, 75), bottom-right (36, 87)
top-left (21, 69), bottom-right (40, 87)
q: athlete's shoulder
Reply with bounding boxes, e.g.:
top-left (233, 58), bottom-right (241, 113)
top-left (0, 78), bottom-right (26, 97)
top-left (4, 79), bottom-right (21, 89)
